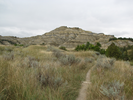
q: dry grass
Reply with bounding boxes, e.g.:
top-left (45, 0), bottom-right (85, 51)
top-left (87, 57), bottom-right (133, 100)
top-left (0, 45), bottom-right (95, 100)
top-left (1, 45), bottom-right (132, 100)
top-left (66, 50), bottom-right (96, 58)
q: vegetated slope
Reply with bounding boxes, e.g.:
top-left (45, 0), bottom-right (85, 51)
top-left (0, 26), bottom-right (133, 49)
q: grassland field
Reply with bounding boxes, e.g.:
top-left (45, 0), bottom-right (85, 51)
top-left (0, 45), bottom-right (133, 100)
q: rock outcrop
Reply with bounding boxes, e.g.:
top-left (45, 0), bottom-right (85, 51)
top-left (0, 26), bottom-right (133, 49)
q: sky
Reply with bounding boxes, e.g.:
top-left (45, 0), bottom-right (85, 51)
top-left (0, 0), bottom-right (133, 38)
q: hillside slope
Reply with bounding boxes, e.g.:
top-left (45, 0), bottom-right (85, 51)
top-left (0, 26), bottom-right (133, 49)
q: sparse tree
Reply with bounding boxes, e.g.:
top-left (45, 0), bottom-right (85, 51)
top-left (106, 43), bottom-right (121, 59)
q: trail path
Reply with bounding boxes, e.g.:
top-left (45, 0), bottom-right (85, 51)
top-left (76, 66), bottom-right (94, 100)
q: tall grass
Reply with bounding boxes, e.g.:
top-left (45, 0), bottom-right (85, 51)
top-left (1, 45), bottom-right (133, 100)
top-left (0, 58), bottom-right (48, 100)
top-left (0, 45), bottom-right (95, 100)
top-left (87, 56), bottom-right (133, 100)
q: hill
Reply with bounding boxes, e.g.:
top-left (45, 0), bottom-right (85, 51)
top-left (0, 26), bottom-right (133, 49)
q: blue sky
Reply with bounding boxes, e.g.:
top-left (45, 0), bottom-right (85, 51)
top-left (0, 0), bottom-right (133, 38)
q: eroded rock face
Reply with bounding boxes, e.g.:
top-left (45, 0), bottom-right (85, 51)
top-left (42, 26), bottom-right (115, 48)
top-left (102, 40), bottom-right (133, 49)
top-left (0, 26), bottom-right (133, 49)
top-left (0, 36), bottom-right (20, 45)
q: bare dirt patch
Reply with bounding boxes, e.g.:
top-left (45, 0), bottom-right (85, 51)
top-left (40, 50), bottom-right (52, 54)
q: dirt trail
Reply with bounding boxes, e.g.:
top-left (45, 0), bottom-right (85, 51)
top-left (76, 66), bottom-right (94, 100)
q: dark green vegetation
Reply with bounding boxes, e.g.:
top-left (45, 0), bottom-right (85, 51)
top-left (75, 42), bottom-right (105, 54)
top-left (0, 39), bottom-right (24, 47)
top-left (106, 43), bottom-right (122, 59)
top-left (106, 43), bottom-right (133, 61)
top-left (14, 44), bottom-right (24, 46)
top-left (59, 46), bottom-right (67, 51)
top-left (75, 42), bottom-right (133, 61)
top-left (109, 37), bottom-right (133, 42)
top-left (0, 39), bottom-right (17, 45)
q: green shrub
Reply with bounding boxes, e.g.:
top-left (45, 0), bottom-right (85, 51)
top-left (40, 43), bottom-right (45, 45)
top-left (109, 37), bottom-right (133, 42)
top-left (109, 37), bottom-right (118, 41)
top-left (59, 46), bottom-right (67, 51)
top-left (47, 46), bottom-right (54, 51)
top-left (14, 44), bottom-right (24, 46)
top-left (96, 57), bottom-right (116, 69)
top-left (47, 46), bottom-right (65, 59)
top-left (100, 49), bottom-right (106, 54)
top-left (75, 42), bottom-right (106, 54)
top-left (94, 45), bottom-right (100, 51)
top-left (53, 49), bottom-right (65, 59)
top-left (75, 45), bottom-right (80, 51)
top-left (51, 47), bottom-right (81, 65)
top-left (20, 56), bottom-right (40, 68)
top-left (100, 80), bottom-right (125, 100)
top-left (75, 44), bottom-right (86, 51)
top-left (106, 43), bottom-right (121, 59)
top-left (37, 68), bottom-right (66, 89)
top-left (3, 52), bottom-right (14, 60)
top-left (96, 42), bottom-right (101, 47)
top-left (86, 42), bottom-right (90, 48)
top-left (84, 57), bottom-right (94, 63)
top-left (59, 54), bottom-right (81, 66)
top-left (89, 44), bottom-right (95, 49)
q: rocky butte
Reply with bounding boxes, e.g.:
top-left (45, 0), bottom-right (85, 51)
top-left (0, 26), bottom-right (133, 49)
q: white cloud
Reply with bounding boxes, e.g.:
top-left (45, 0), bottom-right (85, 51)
top-left (0, 27), bottom-right (46, 37)
top-left (0, 0), bottom-right (133, 38)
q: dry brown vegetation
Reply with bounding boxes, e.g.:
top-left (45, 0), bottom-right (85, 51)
top-left (87, 56), bottom-right (133, 100)
top-left (0, 45), bottom-right (95, 100)
top-left (0, 45), bottom-right (133, 100)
